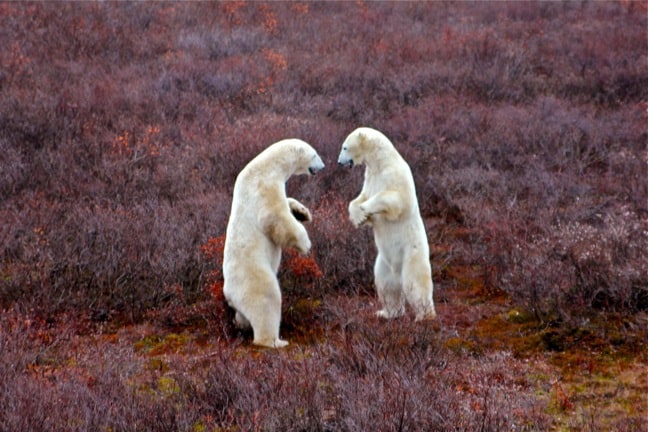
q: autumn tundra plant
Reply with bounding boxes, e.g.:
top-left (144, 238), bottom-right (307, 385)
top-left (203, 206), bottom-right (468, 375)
top-left (308, 192), bottom-right (375, 297)
top-left (2, 1), bottom-right (645, 324)
top-left (0, 1), bottom-right (646, 429)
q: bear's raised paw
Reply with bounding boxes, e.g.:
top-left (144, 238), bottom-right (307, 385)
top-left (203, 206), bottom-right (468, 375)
top-left (288, 198), bottom-right (312, 223)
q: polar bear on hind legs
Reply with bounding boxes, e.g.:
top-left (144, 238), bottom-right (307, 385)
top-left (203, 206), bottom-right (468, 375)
top-left (223, 139), bottom-right (325, 348)
top-left (338, 127), bottom-right (437, 321)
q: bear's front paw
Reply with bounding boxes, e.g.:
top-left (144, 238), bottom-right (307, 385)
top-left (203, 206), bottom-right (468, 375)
top-left (288, 199), bottom-right (312, 223)
top-left (349, 204), bottom-right (368, 228)
top-left (295, 235), bottom-right (312, 256)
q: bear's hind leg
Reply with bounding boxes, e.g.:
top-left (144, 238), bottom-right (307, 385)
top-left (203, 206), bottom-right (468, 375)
top-left (234, 311), bottom-right (252, 330)
top-left (251, 308), bottom-right (288, 348)
top-left (374, 255), bottom-right (405, 319)
top-left (246, 281), bottom-right (288, 348)
top-left (403, 255), bottom-right (437, 321)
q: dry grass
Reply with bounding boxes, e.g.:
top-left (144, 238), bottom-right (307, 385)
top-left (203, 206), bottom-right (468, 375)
top-left (1, 2), bottom-right (646, 430)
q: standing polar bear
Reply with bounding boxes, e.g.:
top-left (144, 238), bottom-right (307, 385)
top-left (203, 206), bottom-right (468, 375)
top-left (223, 139), bottom-right (325, 348)
top-left (338, 127), bottom-right (437, 321)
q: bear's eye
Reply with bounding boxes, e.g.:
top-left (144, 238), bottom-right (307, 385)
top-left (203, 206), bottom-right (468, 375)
top-left (343, 146), bottom-right (347, 151)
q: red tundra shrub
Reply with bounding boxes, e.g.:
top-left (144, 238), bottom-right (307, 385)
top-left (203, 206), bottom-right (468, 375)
top-left (0, 0), bottom-right (645, 324)
top-left (308, 192), bottom-right (375, 296)
top-left (199, 233), bottom-right (230, 323)
top-left (282, 248), bottom-right (323, 281)
top-left (2, 2), bottom-right (647, 429)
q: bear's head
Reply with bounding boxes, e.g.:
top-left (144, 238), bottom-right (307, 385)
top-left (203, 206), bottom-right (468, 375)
top-left (297, 140), bottom-right (325, 176)
top-left (275, 139), bottom-right (325, 176)
top-left (337, 127), bottom-right (381, 168)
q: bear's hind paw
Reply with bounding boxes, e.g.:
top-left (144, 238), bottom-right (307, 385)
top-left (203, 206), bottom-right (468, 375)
top-left (234, 311), bottom-right (252, 330)
top-left (254, 338), bottom-right (289, 349)
top-left (376, 309), bottom-right (405, 319)
top-left (414, 310), bottom-right (437, 322)
top-left (274, 339), bottom-right (289, 348)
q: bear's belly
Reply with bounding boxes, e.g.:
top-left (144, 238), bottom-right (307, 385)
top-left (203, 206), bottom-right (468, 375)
top-left (224, 227), bottom-right (281, 272)
top-left (373, 221), bottom-right (407, 254)
top-left (373, 218), bottom-right (426, 265)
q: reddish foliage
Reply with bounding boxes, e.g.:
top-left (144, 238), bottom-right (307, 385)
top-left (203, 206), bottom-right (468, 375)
top-left (283, 249), bottom-right (323, 280)
top-left (0, 3), bottom-right (646, 428)
top-left (199, 234), bottom-right (226, 266)
top-left (199, 234), bottom-right (229, 326)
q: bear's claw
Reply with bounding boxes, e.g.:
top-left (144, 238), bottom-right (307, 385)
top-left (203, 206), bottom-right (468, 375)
top-left (349, 205), bottom-right (368, 227)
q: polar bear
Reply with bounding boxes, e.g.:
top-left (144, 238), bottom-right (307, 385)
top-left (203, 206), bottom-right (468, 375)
top-left (338, 127), bottom-right (436, 321)
top-left (223, 139), bottom-right (325, 348)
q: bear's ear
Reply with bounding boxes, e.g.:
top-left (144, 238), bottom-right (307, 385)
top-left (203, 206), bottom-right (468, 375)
top-left (356, 129), bottom-right (370, 152)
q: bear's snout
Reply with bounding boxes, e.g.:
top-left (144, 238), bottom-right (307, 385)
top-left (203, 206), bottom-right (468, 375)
top-left (308, 155), bottom-right (325, 175)
top-left (309, 161), bottom-right (325, 175)
top-left (338, 159), bottom-right (354, 168)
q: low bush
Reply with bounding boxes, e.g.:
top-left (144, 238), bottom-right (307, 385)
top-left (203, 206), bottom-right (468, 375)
top-left (1, 4), bottom-right (647, 430)
top-left (2, 1), bottom-right (645, 322)
top-left (0, 7), bottom-right (646, 430)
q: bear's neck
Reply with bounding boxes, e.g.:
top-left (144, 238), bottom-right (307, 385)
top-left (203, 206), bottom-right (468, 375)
top-left (365, 147), bottom-right (398, 173)
top-left (262, 158), bottom-right (295, 183)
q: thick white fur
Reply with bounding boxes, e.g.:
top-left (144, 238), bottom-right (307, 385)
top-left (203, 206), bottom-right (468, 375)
top-left (223, 139), bottom-right (324, 348)
top-left (338, 127), bottom-right (437, 321)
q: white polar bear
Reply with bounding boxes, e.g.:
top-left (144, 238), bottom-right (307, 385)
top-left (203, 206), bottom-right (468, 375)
top-left (338, 127), bottom-right (437, 321)
top-left (223, 139), bottom-right (325, 348)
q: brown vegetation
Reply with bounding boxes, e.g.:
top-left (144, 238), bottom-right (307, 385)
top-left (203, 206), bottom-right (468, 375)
top-left (1, 2), bottom-right (646, 430)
